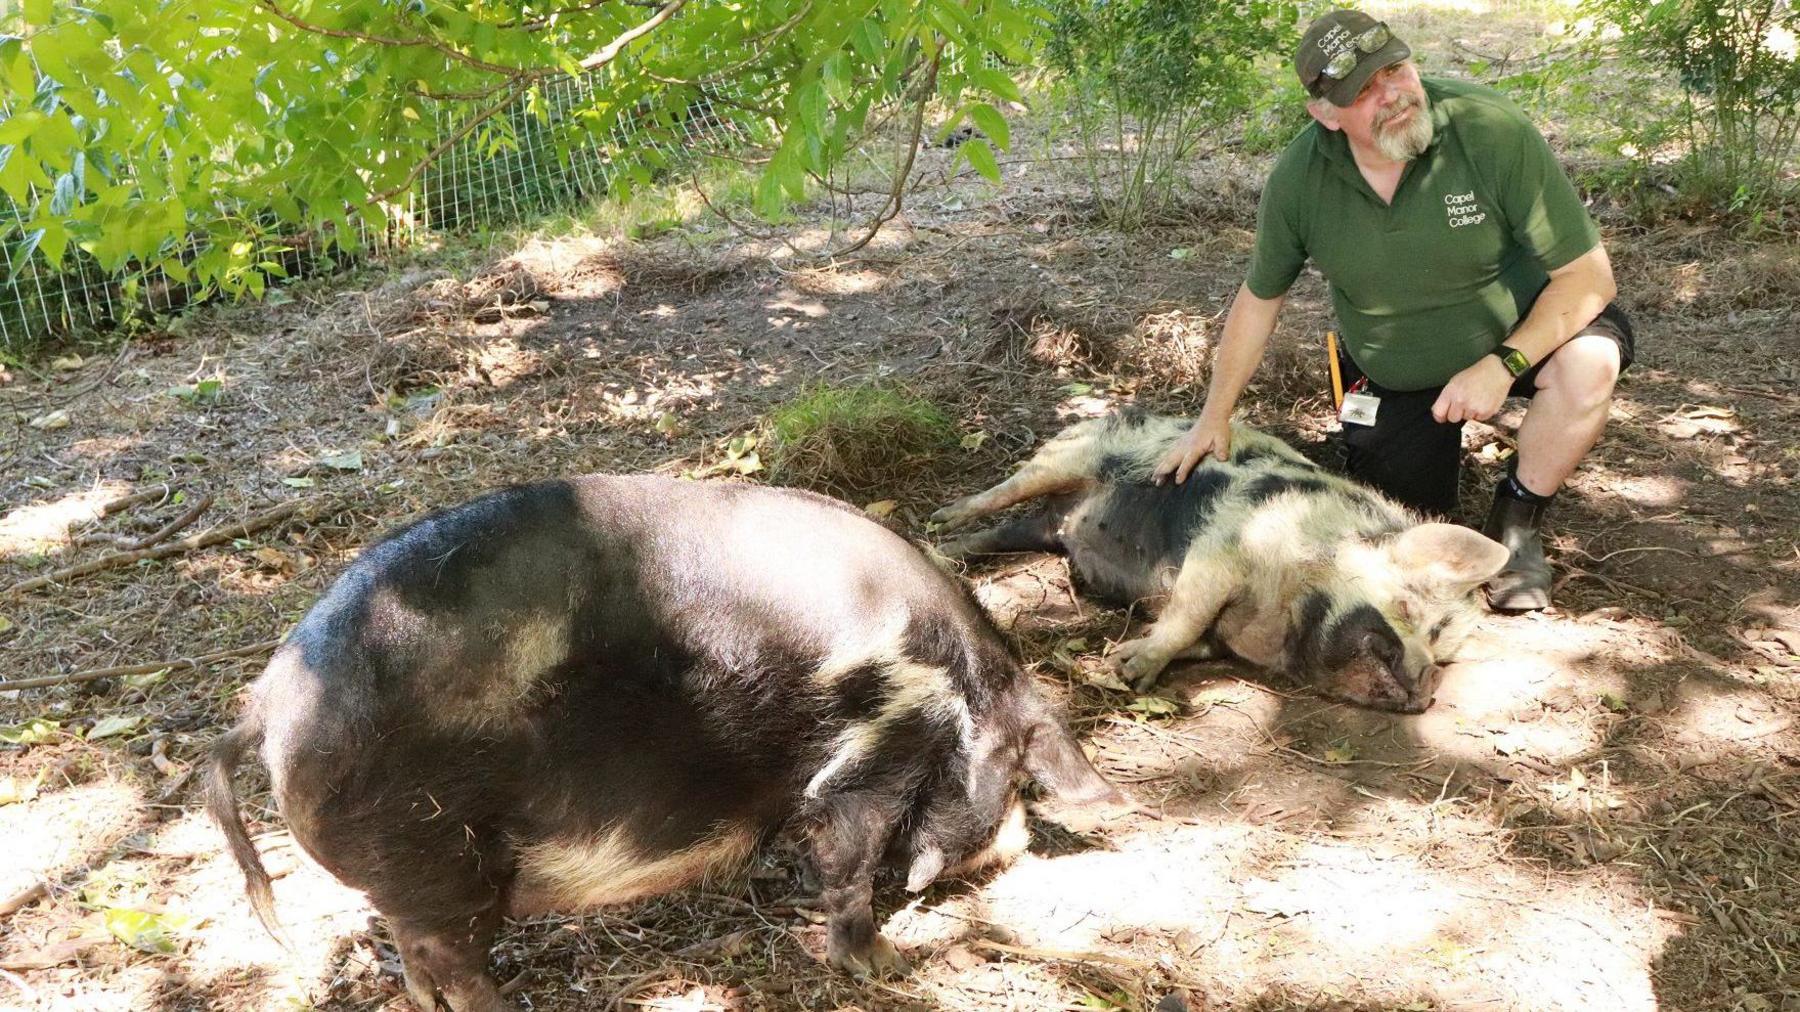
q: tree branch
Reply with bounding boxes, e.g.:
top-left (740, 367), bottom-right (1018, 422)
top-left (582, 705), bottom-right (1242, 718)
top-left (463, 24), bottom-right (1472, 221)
top-left (576, 0), bottom-right (688, 72)
top-left (256, 0), bottom-right (527, 78)
top-left (0, 639), bottom-right (282, 693)
top-left (128, 493), bottom-right (213, 552)
top-left (827, 51), bottom-right (939, 258)
top-left (370, 80), bottom-right (531, 205)
top-left (494, 0), bottom-right (615, 30)
top-left (643, 0), bottom-right (812, 87)
top-left (2, 495), bottom-right (354, 601)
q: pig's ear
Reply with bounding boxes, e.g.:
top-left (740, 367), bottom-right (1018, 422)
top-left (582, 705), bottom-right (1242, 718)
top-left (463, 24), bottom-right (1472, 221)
top-left (1388, 523), bottom-right (1510, 588)
top-left (1024, 719), bottom-right (1125, 808)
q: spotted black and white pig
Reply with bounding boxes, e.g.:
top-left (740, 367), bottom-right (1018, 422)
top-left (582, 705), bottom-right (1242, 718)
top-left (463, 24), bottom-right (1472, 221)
top-left (208, 475), bottom-right (1122, 1012)
top-left (931, 412), bottom-right (1510, 713)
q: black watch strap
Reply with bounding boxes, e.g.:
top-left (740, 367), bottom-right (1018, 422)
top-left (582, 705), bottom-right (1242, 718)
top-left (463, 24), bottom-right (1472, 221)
top-left (1490, 345), bottom-right (1530, 378)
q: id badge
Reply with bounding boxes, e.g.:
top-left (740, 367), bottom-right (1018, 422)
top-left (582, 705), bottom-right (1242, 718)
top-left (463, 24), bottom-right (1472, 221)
top-left (1339, 391), bottom-right (1380, 426)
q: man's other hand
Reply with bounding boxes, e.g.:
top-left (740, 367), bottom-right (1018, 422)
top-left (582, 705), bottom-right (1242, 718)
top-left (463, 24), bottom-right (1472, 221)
top-left (1154, 417), bottom-right (1232, 484)
top-left (1432, 357), bottom-right (1514, 423)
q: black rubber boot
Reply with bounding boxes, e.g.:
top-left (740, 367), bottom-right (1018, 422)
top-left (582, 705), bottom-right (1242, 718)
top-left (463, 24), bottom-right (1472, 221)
top-left (1482, 477), bottom-right (1554, 612)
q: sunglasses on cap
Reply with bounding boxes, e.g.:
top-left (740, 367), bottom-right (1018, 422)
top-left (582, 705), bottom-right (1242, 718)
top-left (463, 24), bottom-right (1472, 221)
top-left (1315, 23), bottom-right (1391, 88)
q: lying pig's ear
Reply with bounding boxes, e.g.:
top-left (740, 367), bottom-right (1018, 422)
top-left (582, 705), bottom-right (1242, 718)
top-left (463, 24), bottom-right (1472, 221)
top-left (1023, 718), bottom-right (1125, 808)
top-left (1388, 523), bottom-right (1510, 588)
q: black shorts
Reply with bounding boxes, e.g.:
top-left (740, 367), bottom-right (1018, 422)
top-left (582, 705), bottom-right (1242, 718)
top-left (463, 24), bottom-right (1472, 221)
top-left (1336, 302), bottom-right (1636, 516)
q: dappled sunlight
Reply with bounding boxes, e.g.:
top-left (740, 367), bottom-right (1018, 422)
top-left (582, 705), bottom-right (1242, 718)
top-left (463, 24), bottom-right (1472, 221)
top-left (502, 235), bottom-right (625, 297)
top-left (0, 482), bottom-right (138, 559)
top-left (183, 547), bottom-right (316, 597)
top-left (0, 778), bottom-right (145, 906)
top-left (64, 434), bottom-right (149, 465)
top-left (785, 267), bottom-right (890, 297)
top-left (748, 225), bottom-right (915, 261)
top-left (1368, 0), bottom-right (1499, 14)
top-left (150, 814), bottom-right (375, 1005)
top-left (1666, 677), bottom-right (1798, 749)
top-left (472, 337), bottom-right (547, 389)
top-left (916, 814), bottom-right (1667, 1008)
top-left (764, 290), bottom-right (830, 319)
top-left (1600, 473), bottom-right (1691, 508)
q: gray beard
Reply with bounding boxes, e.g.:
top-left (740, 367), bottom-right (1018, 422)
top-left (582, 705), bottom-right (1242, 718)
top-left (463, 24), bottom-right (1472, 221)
top-left (1374, 100), bottom-right (1434, 162)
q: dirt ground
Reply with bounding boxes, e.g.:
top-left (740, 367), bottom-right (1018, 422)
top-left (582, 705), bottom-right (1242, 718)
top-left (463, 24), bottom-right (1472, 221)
top-left (4, 4), bottom-right (1799, 1011)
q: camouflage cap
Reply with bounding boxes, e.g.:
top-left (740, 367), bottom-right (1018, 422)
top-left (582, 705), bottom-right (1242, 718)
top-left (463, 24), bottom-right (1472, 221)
top-left (1295, 9), bottom-right (1412, 108)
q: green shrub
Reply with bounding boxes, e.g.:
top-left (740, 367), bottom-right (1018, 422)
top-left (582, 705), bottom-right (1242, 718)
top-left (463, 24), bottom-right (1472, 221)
top-left (1238, 68), bottom-right (1313, 156)
top-left (762, 383), bottom-right (956, 496)
top-left (1041, 0), bottom-right (1302, 226)
top-left (1580, 0), bottom-right (1800, 218)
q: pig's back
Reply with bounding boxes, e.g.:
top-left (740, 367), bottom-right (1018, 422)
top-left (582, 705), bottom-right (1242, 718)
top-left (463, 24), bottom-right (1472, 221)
top-left (255, 475), bottom-right (1002, 873)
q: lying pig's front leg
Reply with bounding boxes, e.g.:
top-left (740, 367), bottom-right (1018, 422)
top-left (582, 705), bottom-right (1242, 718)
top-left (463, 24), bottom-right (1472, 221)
top-left (1109, 557), bottom-right (1237, 692)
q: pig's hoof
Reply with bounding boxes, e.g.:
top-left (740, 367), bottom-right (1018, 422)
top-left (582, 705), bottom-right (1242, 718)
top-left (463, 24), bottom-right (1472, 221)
top-left (1108, 639), bottom-right (1169, 691)
top-left (929, 501), bottom-right (973, 531)
top-left (831, 933), bottom-right (912, 979)
top-left (936, 537), bottom-right (973, 561)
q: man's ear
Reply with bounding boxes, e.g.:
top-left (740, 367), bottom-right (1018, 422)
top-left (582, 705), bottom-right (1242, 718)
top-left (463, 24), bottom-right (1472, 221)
top-left (1308, 99), bottom-right (1342, 132)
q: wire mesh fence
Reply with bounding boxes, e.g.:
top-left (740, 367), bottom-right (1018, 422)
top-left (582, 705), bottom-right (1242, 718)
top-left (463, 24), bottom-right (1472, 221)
top-left (0, 52), bottom-right (759, 356)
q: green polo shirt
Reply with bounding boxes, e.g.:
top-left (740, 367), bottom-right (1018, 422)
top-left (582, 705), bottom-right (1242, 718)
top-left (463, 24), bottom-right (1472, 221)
top-left (1246, 77), bottom-right (1601, 391)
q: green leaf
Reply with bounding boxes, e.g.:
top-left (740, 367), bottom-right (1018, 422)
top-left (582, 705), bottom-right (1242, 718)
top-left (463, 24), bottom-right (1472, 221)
top-left (969, 67), bottom-right (1022, 104)
top-left (122, 668), bottom-right (168, 690)
top-left (1125, 696), bottom-right (1180, 718)
top-left (960, 137), bottom-right (1000, 181)
top-left (104, 908), bottom-right (194, 955)
top-left (966, 103), bottom-right (1009, 151)
top-left (85, 715), bottom-right (142, 741)
top-left (35, 219), bottom-right (68, 265)
top-left (318, 450), bottom-right (363, 471)
top-left (821, 53), bottom-right (852, 104)
top-left (280, 476), bottom-right (315, 488)
top-left (0, 109), bottom-right (46, 145)
top-left (0, 718), bottom-right (61, 746)
top-left (850, 18), bottom-right (885, 61)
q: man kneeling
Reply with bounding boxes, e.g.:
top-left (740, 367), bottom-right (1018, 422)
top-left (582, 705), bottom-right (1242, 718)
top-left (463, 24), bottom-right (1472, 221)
top-left (1155, 9), bottom-right (1636, 612)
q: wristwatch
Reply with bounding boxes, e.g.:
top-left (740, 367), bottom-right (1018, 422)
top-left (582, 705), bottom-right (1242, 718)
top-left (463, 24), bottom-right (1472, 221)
top-left (1489, 345), bottom-right (1531, 378)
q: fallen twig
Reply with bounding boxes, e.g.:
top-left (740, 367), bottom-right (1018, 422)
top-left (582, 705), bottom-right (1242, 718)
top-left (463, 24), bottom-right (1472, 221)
top-left (3, 494), bottom-right (351, 601)
top-left (0, 881), bottom-right (47, 919)
top-left (0, 638), bottom-right (281, 692)
top-left (98, 483), bottom-right (174, 517)
top-left (129, 493), bottom-right (214, 551)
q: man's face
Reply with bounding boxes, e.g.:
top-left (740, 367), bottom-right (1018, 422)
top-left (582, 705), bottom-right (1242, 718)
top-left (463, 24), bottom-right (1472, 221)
top-left (1312, 60), bottom-right (1432, 163)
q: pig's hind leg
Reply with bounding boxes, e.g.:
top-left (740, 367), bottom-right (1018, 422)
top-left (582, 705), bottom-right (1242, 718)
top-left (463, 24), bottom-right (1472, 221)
top-left (330, 798), bottom-right (512, 1010)
top-left (937, 496), bottom-right (1076, 560)
top-left (808, 793), bottom-right (912, 979)
top-left (930, 435), bottom-right (1103, 532)
top-left (390, 909), bottom-right (507, 1012)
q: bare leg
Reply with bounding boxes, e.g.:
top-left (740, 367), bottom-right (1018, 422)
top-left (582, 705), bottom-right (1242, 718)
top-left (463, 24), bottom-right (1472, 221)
top-left (809, 794), bottom-right (910, 979)
top-left (1513, 334), bottom-right (1621, 495)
